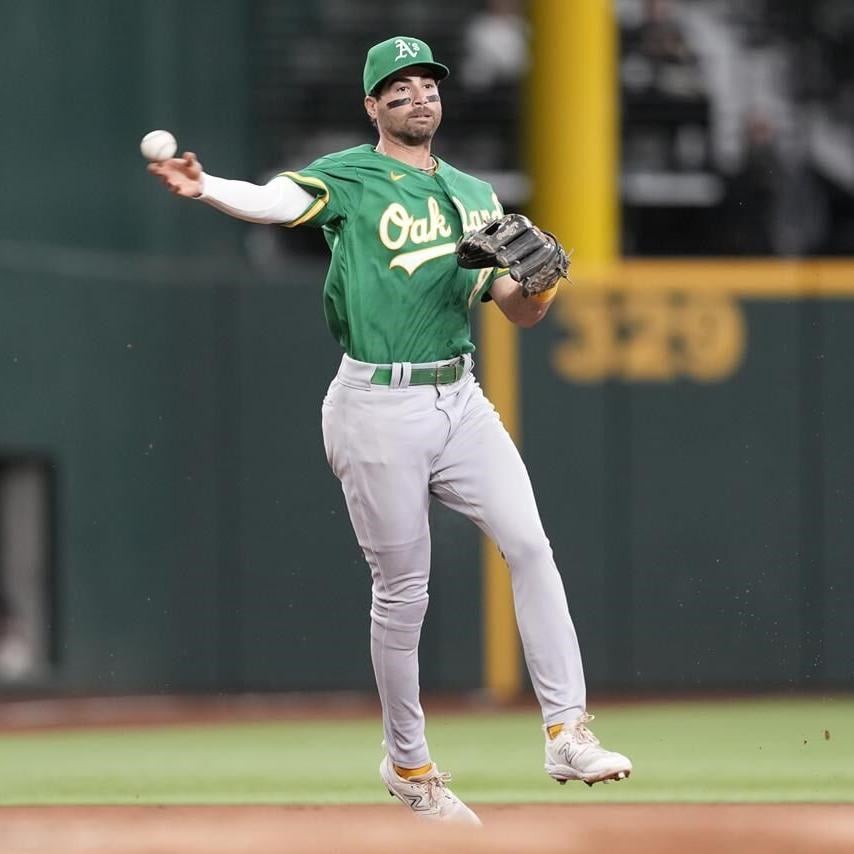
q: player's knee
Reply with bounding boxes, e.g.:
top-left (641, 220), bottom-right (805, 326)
top-left (501, 530), bottom-right (553, 573)
top-left (370, 588), bottom-right (429, 631)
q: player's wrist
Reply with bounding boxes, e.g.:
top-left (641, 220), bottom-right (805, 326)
top-left (528, 281), bottom-right (560, 304)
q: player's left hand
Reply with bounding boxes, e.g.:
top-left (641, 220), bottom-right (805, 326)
top-left (455, 214), bottom-right (569, 296)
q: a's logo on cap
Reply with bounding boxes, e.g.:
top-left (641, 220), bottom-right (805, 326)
top-left (394, 39), bottom-right (421, 61)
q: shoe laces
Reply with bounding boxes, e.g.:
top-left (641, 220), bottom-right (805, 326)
top-left (419, 769), bottom-right (452, 809)
top-left (568, 713), bottom-right (600, 746)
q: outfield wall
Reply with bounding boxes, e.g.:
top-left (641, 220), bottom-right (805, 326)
top-left (524, 263), bottom-right (854, 692)
top-left (1, 261), bottom-right (852, 694)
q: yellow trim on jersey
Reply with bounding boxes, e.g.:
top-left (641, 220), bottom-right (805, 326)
top-left (279, 171), bottom-right (330, 227)
top-left (467, 268), bottom-right (494, 307)
top-left (469, 267), bottom-right (509, 307)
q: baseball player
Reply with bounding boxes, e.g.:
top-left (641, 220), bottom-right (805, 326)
top-left (148, 35), bottom-right (631, 824)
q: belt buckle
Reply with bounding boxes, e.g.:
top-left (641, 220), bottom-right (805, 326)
top-left (435, 364), bottom-right (442, 385)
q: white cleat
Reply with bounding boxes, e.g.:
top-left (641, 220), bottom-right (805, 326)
top-left (545, 713), bottom-right (633, 786)
top-left (379, 755), bottom-right (482, 825)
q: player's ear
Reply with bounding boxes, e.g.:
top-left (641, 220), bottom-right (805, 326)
top-left (364, 95), bottom-right (378, 122)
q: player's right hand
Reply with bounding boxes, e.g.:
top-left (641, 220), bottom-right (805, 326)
top-left (148, 151), bottom-right (204, 198)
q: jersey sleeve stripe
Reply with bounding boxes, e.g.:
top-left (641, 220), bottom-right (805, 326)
top-left (469, 267), bottom-right (510, 306)
top-left (278, 171), bottom-right (330, 227)
top-left (467, 268), bottom-right (494, 308)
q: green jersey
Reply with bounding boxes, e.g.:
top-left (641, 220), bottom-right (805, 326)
top-left (283, 145), bottom-right (503, 364)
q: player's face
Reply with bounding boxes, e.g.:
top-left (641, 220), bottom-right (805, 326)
top-left (366, 70), bottom-right (442, 146)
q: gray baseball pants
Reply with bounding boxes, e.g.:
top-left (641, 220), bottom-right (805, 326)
top-left (321, 353), bottom-right (585, 768)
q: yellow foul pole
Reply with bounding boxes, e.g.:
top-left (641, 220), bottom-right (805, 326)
top-left (529, 0), bottom-right (619, 262)
top-left (481, 0), bottom-right (619, 701)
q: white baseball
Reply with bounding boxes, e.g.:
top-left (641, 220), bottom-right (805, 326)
top-left (140, 129), bottom-right (178, 162)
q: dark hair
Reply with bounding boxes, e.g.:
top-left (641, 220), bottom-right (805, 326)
top-left (369, 75), bottom-right (391, 99)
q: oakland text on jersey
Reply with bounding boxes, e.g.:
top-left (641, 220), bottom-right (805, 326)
top-left (378, 193), bottom-right (502, 275)
top-left (379, 196), bottom-right (453, 250)
top-left (451, 193), bottom-right (502, 234)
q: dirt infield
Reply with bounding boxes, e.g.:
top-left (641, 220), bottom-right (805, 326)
top-left (2, 804), bottom-right (853, 853)
top-left (2, 696), bottom-right (852, 852)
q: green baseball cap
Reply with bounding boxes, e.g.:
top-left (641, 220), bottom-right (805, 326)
top-left (363, 36), bottom-right (450, 96)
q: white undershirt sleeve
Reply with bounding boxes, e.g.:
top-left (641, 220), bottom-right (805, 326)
top-left (196, 173), bottom-right (316, 225)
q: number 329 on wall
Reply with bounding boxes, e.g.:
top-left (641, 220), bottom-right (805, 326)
top-left (551, 291), bottom-right (746, 383)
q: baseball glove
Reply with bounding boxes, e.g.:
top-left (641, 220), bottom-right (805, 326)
top-left (456, 213), bottom-right (569, 295)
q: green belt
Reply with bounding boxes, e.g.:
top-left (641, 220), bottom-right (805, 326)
top-left (371, 359), bottom-right (466, 386)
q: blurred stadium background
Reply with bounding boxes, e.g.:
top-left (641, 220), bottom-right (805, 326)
top-left (1, 0), bottom-right (852, 718)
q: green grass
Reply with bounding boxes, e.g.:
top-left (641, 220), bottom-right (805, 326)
top-left (1, 697), bottom-right (852, 805)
